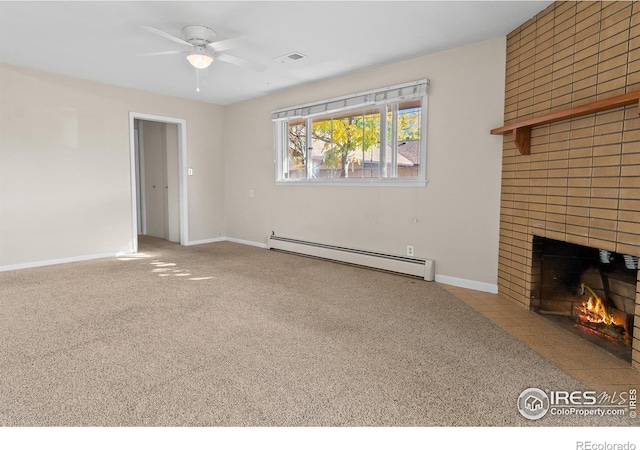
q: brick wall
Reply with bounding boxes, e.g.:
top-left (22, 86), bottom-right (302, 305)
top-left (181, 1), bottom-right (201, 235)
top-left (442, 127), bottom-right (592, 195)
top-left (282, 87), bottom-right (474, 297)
top-left (498, 1), bottom-right (640, 369)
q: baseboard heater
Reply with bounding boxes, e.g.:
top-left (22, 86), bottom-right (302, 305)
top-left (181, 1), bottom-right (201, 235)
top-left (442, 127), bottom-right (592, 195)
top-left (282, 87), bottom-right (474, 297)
top-left (267, 235), bottom-right (435, 281)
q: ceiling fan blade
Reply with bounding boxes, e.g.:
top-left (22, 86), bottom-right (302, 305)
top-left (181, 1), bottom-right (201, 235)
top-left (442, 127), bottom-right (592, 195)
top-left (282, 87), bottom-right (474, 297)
top-left (140, 25), bottom-right (191, 47)
top-left (206, 37), bottom-right (245, 53)
top-left (216, 53), bottom-right (265, 72)
top-left (134, 50), bottom-right (183, 57)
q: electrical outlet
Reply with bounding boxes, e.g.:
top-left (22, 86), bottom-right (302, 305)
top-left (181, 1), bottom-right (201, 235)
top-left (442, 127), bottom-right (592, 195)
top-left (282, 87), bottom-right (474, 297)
top-left (249, 189), bottom-right (254, 198)
top-left (406, 245), bottom-right (414, 257)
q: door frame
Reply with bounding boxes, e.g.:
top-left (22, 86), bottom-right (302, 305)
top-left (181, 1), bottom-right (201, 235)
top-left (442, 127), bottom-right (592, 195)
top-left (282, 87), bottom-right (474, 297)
top-left (128, 112), bottom-right (188, 253)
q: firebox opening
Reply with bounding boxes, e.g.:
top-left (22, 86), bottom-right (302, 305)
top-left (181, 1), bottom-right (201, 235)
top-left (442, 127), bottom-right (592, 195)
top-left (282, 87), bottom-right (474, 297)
top-left (531, 236), bottom-right (636, 363)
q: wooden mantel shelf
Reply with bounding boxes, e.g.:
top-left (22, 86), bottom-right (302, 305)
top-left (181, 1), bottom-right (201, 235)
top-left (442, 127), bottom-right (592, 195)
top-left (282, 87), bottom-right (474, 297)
top-left (490, 91), bottom-right (640, 155)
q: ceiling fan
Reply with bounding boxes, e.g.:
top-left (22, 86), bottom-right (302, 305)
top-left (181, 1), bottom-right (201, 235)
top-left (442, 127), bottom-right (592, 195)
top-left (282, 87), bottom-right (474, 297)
top-left (139, 25), bottom-right (265, 73)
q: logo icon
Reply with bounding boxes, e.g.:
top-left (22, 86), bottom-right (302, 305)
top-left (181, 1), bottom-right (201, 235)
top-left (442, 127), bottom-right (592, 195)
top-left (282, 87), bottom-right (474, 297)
top-left (517, 387), bottom-right (550, 420)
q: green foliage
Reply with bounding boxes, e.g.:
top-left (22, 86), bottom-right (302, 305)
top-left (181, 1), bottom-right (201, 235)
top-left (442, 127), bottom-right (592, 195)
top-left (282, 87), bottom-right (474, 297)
top-left (312, 112), bottom-right (380, 178)
top-left (397, 109), bottom-right (421, 141)
top-left (289, 106), bottom-right (421, 178)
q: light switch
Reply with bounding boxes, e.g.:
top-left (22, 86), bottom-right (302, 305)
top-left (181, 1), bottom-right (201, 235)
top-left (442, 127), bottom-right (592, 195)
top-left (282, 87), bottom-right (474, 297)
top-left (188, 168), bottom-right (194, 176)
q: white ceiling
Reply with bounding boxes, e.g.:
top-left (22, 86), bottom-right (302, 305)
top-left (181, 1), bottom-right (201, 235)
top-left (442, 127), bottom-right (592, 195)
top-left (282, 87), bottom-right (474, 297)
top-left (0, 1), bottom-right (553, 105)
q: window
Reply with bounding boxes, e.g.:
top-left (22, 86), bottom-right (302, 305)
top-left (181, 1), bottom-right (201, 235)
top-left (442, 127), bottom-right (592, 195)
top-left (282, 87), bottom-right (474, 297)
top-left (273, 80), bottom-right (428, 185)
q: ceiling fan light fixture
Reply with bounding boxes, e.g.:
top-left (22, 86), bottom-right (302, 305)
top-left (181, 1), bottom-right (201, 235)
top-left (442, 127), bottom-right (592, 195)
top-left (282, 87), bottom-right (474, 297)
top-left (186, 48), bottom-right (213, 69)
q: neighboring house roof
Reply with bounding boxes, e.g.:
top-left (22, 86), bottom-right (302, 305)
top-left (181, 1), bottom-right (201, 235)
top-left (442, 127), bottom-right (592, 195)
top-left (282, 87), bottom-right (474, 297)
top-left (398, 140), bottom-right (421, 165)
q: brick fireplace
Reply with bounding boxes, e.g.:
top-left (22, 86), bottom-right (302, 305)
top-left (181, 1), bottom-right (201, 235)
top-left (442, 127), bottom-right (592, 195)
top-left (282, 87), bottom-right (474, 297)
top-left (496, 1), bottom-right (640, 369)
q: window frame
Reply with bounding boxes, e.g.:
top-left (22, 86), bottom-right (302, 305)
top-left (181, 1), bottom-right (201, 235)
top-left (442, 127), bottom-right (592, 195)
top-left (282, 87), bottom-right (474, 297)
top-left (273, 80), bottom-right (429, 187)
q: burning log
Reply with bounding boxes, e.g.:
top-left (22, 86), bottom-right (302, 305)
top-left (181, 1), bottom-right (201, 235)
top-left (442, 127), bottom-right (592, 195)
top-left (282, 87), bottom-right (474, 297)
top-left (575, 283), bottom-right (628, 342)
top-left (576, 315), bottom-right (626, 340)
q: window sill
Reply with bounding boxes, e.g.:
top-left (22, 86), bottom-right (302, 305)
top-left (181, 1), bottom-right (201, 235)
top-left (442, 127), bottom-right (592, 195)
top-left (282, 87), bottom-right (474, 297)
top-left (275, 179), bottom-right (428, 187)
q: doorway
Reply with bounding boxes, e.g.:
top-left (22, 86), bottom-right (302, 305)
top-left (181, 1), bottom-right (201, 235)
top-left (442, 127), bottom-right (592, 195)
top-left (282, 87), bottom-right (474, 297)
top-left (128, 113), bottom-right (188, 253)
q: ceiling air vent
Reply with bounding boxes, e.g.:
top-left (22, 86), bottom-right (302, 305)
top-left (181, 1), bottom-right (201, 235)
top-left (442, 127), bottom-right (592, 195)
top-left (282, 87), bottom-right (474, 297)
top-left (274, 52), bottom-right (307, 64)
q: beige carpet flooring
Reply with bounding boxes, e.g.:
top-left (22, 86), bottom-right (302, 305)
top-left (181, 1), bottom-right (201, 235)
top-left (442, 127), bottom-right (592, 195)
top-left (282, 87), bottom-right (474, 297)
top-left (0, 237), bottom-right (630, 426)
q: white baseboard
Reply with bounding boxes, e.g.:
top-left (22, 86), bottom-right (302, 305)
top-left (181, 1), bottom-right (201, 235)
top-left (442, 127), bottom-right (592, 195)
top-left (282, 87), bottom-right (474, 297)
top-left (225, 237), bottom-right (268, 249)
top-left (435, 274), bottom-right (498, 294)
top-left (184, 237), bottom-right (226, 246)
top-left (0, 252), bottom-right (120, 272)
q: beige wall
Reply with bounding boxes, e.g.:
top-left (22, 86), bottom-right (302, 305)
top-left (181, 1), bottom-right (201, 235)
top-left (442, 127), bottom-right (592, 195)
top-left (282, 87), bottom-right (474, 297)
top-left (223, 37), bottom-right (507, 290)
top-left (0, 64), bottom-right (226, 267)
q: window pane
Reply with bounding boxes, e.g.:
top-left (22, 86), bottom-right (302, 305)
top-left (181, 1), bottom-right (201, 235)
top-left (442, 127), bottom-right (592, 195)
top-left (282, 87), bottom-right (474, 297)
top-left (386, 100), bottom-right (422, 179)
top-left (311, 109), bottom-right (380, 179)
top-left (286, 119), bottom-right (307, 179)
top-left (360, 110), bottom-right (381, 178)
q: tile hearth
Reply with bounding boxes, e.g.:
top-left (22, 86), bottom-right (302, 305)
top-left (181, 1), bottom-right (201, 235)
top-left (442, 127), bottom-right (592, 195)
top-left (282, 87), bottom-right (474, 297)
top-left (441, 284), bottom-right (640, 393)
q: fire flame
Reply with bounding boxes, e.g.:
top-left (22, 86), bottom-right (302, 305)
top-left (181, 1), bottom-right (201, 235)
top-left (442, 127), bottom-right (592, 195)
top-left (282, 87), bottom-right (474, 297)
top-left (577, 295), bottom-right (616, 325)
top-left (576, 283), bottom-right (617, 325)
top-left (576, 283), bottom-right (630, 345)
